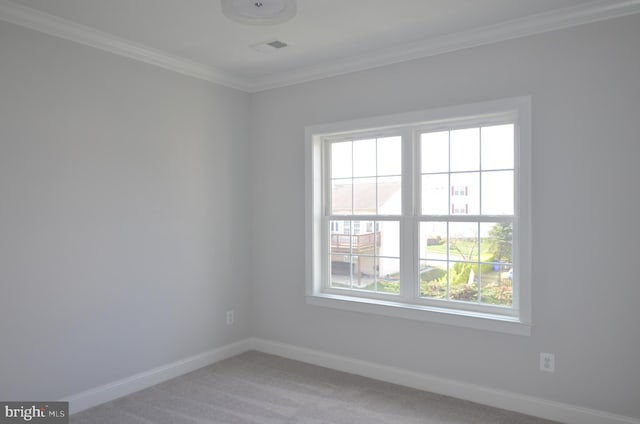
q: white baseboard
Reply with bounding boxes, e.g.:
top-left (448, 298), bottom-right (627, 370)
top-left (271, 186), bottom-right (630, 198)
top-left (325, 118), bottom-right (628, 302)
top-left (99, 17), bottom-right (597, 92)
top-left (251, 337), bottom-right (640, 424)
top-left (64, 338), bottom-right (253, 414)
top-left (64, 337), bottom-right (639, 424)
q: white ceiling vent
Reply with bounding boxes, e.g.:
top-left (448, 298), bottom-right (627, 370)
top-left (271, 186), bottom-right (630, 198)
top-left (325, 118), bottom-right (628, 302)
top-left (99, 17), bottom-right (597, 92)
top-left (221, 0), bottom-right (297, 26)
top-left (250, 39), bottom-right (289, 53)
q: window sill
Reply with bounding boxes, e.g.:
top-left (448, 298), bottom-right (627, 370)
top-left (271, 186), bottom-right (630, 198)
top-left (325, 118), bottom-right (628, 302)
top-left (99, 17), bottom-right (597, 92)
top-left (306, 293), bottom-right (532, 336)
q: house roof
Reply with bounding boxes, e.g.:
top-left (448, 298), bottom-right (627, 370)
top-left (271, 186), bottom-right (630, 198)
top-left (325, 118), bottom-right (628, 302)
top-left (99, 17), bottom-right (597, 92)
top-left (331, 180), bottom-right (400, 214)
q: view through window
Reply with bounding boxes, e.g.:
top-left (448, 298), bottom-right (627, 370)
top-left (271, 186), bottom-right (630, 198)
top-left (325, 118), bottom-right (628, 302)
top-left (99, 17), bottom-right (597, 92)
top-left (307, 98), bottom-right (531, 333)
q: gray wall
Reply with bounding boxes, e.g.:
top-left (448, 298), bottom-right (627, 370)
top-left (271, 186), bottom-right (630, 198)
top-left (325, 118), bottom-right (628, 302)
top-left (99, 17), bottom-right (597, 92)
top-left (2, 10), bottom-right (639, 421)
top-left (249, 14), bottom-right (640, 419)
top-left (0, 21), bottom-right (251, 400)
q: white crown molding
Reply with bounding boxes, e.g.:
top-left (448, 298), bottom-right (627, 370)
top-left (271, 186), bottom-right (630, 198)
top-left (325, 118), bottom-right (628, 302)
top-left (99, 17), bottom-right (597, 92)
top-left (249, 0), bottom-right (640, 91)
top-left (0, 0), bottom-right (252, 91)
top-left (2, 0), bottom-right (640, 93)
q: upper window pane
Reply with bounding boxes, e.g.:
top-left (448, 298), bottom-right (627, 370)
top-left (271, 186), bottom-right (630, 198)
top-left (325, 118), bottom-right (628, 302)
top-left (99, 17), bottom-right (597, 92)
top-left (481, 124), bottom-right (514, 170)
top-left (330, 137), bottom-right (402, 216)
top-left (377, 136), bottom-right (402, 176)
top-left (353, 139), bottom-right (377, 177)
top-left (422, 174), bottom-right (449, 215)
top-left (353, 177), bottom-right (377, 213)
top-left (331, 141), bottom-right (352, 179)
top-left (421, 131), bottom-right (449, 173)
top-left (481, 171), bottom-right (514, 215)
top-left (450, 128), bottom-right (480, 172)
top-left (378, 176), bottom-right (401, 215)
top-left (331, 179), bottom-right (352, 215)
top-left (450, 172), bottom-right (479, 215)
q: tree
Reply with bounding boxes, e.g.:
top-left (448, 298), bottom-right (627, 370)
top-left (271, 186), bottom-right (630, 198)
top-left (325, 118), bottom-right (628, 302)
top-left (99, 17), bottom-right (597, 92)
top-left (449, 239), bottom-right (477, 261)
top-left (488, 223), bottom-right (512, 263)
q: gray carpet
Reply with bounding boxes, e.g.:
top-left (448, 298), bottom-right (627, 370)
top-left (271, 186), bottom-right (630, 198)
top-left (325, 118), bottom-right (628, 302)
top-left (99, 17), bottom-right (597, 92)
top-left (71, 351), bottom-right (562, 424)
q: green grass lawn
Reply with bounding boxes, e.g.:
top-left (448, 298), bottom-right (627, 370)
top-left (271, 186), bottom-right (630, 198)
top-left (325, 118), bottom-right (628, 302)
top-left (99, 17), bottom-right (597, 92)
top-left (426, 240), bottom-right (503, 263)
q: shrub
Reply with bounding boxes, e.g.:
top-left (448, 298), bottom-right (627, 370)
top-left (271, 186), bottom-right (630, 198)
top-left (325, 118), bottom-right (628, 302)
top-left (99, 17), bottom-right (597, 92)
top-left (421, 267), bottom-right (446, 282)
top-left (377, 280), bottom-right (400, 294)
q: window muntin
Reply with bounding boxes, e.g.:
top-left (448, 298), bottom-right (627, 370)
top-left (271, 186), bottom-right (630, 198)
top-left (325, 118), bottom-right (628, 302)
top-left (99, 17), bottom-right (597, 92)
top-left (419, 221), bottom-right (513, 306)
top-left (327, 135), bottom-right (402, 295)
top-left (307, 98), bottom-right (531, 333)
top-left (325, 124), bottom-right (516, 310)
top-left (418, 123), bottom-right (515, 309)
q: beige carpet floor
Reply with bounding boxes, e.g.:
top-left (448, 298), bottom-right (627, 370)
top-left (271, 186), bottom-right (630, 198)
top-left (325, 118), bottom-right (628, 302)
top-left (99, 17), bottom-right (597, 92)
top-left (71, 351), bottom-right (562, 423)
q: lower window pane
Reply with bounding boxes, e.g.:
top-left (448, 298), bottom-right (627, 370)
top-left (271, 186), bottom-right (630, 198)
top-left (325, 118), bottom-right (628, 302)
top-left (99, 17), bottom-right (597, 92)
top-left (329, 219), bottom-right (400, 294)
top-left (420, 260), bottom-right (447, 298)
top-left (330, 219), bottom-right (513, 304)
top-left (352, 255), bottom-right (376, 290)
top-left (480, 222), bottom-right (512, 264)
top-left (377, 257), bottom-right (400, 294)
top-left (449, 261), bottom-right (479, 302)
top-left (420, 222), bottom-right (447, 260)
top-left (376, 221), bottom-right (399, 258)
top-left (449, 222), bottom-right (479, 262)
top-left (330, 219), bottom-right (353, 289)
top-left (480, 263), bottom-right (513, 306)
top-left (330, 257), bottom-right (351, 289)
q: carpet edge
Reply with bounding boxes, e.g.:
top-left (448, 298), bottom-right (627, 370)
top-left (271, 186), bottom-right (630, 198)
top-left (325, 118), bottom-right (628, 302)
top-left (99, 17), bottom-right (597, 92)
top-left (64, 338), bottom-right (254, 414)
top-left (250, 337), bottom-right (639, 424)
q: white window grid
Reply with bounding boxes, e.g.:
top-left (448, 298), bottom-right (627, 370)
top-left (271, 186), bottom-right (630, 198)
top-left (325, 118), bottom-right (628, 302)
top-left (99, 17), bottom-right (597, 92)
top-left (306, 97), bottom-right (532, 334)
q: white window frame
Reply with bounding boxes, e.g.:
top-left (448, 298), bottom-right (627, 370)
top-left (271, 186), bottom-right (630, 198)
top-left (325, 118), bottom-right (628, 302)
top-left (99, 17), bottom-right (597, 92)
top-left (305, 97), bottom-right (532, 336)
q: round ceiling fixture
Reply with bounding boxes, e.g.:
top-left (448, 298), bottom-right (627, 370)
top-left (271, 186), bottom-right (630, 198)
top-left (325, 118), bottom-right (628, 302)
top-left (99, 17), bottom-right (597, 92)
top-left (221, 0), bottom-right (297, 25)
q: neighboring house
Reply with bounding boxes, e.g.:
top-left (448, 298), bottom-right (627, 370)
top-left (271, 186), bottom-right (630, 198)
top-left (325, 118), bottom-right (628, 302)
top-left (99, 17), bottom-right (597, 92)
top-left (450, 184), bottom-right (471, 214)
top-left (329, 179), bottom-right (478, 284)
top-left (331, 179), bottom-right (480, 283)
top-left (329, 180), bottom-right (401, 283)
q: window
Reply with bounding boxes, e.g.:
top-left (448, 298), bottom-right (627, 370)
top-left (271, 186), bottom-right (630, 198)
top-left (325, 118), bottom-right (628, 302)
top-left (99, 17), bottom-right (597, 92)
top-left (366, 221), bottom-right (373, 233)
top-left (452, 186), bottom-right (468, 196)
top-left (342, 220), bottom-right (351, 235)
top-left (330, 221), bottom-right (340, 233)
top-left (451, 205), bottom-right (468, 215)
top-left (353, 221), bottom-right (361, 235)
top-left (306, 98), bottom-right (532, 335)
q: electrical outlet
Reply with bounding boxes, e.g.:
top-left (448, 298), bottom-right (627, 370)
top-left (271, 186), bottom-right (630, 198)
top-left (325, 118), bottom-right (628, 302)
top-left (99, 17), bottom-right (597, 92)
top-left (226, 310), bottom-right (234, 325)
top-left (540, 352), bottom-right (555, 372)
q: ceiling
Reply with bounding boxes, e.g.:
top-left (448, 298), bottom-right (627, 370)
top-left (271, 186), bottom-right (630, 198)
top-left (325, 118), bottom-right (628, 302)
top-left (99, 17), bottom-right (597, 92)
top-left (2, 0), bottom-right (640, 91)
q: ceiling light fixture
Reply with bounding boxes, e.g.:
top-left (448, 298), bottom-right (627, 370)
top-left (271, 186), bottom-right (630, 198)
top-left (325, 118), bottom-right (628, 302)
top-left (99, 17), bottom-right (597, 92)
top-left (221, 0), bottom-right (296, 25)
top-left (250, 39), bottom-right (289, 53)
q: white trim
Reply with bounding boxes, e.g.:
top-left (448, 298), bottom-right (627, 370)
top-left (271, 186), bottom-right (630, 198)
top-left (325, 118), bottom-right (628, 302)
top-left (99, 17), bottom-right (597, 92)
top-left (305, 97), bottom-right (532, 335)
top-left (516, 98), bottom-right (533, 324)
top-left (252, 338), bottom-right (640, 424)
top-left (1, 0), bottom-right (640, 92)
top-left (60, 337), bottom-right (640, 424)
top-left (0, 0), bottom-right (251, 91)
top-left (304, 97), bottom-right (528, 137)
top-left (249, 0), bottom-right (640, 91)
top-left (306, 294), bottom-right (531, 336)
top-left (63, 338), bottom-right (253, 415)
